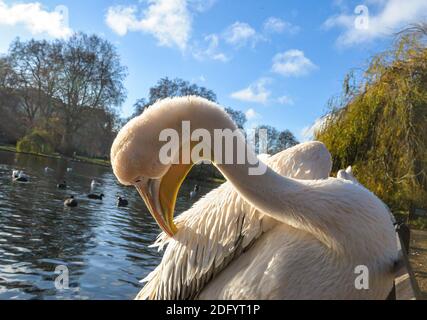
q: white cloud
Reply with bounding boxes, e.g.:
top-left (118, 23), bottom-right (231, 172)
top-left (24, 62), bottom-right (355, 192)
top-left (192, 34), bottom-right (229, 62)
top-left (231, 78), bottom-right (272, 104)
top-left (106, 0), bottom-right (192, 51)
top-left (188, 0), bottom-right (217, 12)
top-left (277, 95), bottom-right (294, 105)
top-left (263, 17), bottom-right (300, 35)
top-left (105, 6), bottom-right (137, 36)
top-left (272, 49), bottom-right (317, 77)
top-left (324, 0), bottom-right (427, 46)
top-left (222, 18), bottom-right (299, 50)
top-left (245, 108), bottom-right (261, 120)
top-left (0, 1), bottom-right (72, 38)
top-left (224, 21), bottom-right (262, 47)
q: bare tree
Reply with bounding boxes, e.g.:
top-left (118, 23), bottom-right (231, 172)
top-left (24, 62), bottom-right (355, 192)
top-left (56, 33), bottom-right (127, 155)
top-left (0, 57), bottom-right (24, 143)
top-left (8, 39), bottom-right (62, 128)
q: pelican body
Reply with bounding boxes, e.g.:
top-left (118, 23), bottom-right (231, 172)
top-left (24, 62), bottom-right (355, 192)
top-left (111, 96), bottom-right (398, 300)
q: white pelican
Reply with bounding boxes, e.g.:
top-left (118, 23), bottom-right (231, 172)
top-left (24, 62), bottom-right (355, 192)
top-left (337, 166), bottom-right (359, 184)
top-left (337, 166), bottom-right (397, 225)
top-left (111, 96), bottom-right (398, 300)
top-left (137, 140), bottom-right (333, 300)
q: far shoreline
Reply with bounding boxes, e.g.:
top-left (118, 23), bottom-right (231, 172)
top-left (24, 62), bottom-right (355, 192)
top-left (0, 144), bottom-right (226, 184)
top-left (0, 144), bottom-right (111, 168)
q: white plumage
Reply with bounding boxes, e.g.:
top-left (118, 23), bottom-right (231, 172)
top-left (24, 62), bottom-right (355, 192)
top-left (337, 166), bottom-right (359, 184)
top-left (137, 141), bottom-right (332, 299)
top-left (110, 96), bottom-right (398, 300)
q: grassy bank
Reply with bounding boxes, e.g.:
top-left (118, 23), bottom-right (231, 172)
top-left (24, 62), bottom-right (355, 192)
top-left (0, 144), bottom-right (111, 167)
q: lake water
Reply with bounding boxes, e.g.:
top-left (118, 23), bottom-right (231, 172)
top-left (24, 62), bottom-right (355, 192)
top-left (0, 150), bottom-right (219, 300)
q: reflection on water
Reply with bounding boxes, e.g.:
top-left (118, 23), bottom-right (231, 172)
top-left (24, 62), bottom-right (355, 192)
top-left (0, 151), bottom-right (219, 300)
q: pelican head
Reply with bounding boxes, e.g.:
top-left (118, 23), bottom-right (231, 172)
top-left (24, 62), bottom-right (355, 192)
top-left (111, 96), bottom-right (234, 237)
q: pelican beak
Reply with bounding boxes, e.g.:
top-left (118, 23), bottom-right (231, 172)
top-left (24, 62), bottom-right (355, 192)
top-left (135, 163), bottom-right (193, 237)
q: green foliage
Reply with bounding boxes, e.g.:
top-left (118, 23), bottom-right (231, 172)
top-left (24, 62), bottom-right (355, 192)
top-left (316, 33), bottom-right (427, 211)
top-left (410, 217), bottom-right (427, 230)
top-left (17, 130), bottom-right (54, 155)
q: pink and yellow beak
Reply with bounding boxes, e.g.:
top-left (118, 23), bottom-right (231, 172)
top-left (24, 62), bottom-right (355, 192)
top-left (135, 163), bottom-right (194, 237)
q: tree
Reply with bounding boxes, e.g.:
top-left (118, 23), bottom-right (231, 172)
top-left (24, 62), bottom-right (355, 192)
top-left (0, 57), bottom-right (13, 89)
top-left (1, 34), bottom-right (127, 157)
top-left (253, 125), bottom-right (299, 155)
top-left (316, 30), bottom-right (427, 211)
top-left (0, 57), bottom-right (24, 143)
top-left (56, 33), bottom-right (127, 155)
top-left (224, 107), bottom-right (247, 129)
top-left (277, 129), bottom-right (299, 150)
top-left (72, 108), bottom-right (120, 158)
top-left (8, 39), bottom-right (63, 128)
top-left (148, 77), bottom-right (217, 104)
top-left (130, 98), bottom-right (149, 119)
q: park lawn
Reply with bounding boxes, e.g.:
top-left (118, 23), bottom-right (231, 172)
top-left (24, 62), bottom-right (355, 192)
top-left (0, 145), bottom-right (17, 153)
top-left (74, 155), bottom-right (110, 167)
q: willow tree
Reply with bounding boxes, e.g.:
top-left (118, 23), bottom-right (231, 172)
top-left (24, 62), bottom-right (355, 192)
top-left (316, 28), bottom-right (427, 211)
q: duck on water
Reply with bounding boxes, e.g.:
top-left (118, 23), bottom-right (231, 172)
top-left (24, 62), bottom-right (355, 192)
top-left (64, 196), bottom-right (78, 207)
top-left (57, 181), bottom-right (67, 190)
top-left (12, 170), bottom-right (29, 183)
top-left (88, 193), bottom-right (104, 200)
top-left (117, 196), bottom-right (128, 207)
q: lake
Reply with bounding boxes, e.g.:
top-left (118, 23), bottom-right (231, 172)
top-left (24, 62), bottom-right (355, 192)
top-left (0, 150), bottom-right (219, 300)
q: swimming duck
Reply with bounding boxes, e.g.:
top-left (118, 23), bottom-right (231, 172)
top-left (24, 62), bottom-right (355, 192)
top-left (88, 193), bottom-right (104, 200)
top-left (13, 171), bottom-right (29, 183)
top-left (117, 196), bottom-right (129, 207)
top-left (64, 196), bottom-right (78, 207)
top-left (57, 181), bottom-right (67, 190)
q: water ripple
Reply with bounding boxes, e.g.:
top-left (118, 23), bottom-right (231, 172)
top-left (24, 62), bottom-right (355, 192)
top-left (0, 151), bottom-right (217, 299)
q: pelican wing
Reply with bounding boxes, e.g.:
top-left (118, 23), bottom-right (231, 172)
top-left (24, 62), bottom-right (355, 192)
top-left (137, 142), bottom-right (332, 300)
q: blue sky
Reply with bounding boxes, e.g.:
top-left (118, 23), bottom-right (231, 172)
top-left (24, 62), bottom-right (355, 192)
top-left (1, 0), bottom-right (426, 141)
